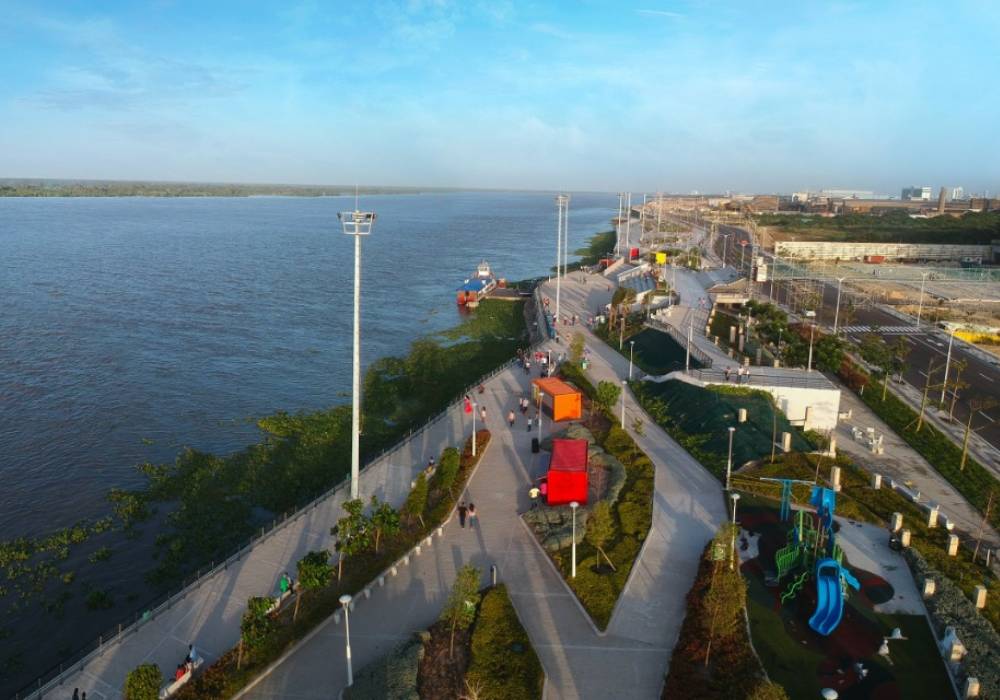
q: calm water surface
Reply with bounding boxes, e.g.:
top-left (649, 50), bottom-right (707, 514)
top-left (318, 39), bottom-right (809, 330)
top-left (0, 192), bottom-right (614, 539)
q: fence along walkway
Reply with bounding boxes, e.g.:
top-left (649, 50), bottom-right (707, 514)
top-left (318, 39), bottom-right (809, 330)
top-left (24, 296), bottom-right (544, 700)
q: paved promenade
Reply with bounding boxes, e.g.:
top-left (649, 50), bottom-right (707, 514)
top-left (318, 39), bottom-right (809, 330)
top-left (244, 276), bottom-right (725, 699)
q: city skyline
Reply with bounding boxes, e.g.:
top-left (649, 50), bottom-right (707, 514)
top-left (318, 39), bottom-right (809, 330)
top-left (1, 1), bottom-right (998, 193)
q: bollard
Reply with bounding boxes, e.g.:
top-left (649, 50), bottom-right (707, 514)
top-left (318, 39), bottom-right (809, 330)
top-left (363, 587), bottom-right (371, 600)
top-left (414, 545), bottom-right (422, 556)
top-left (729, 326), bottom-right (736, 344)
top-left (436, 526), bottom-right (444, 537)
top-left (390, 565), bottom-right (398, 576)
top-left (402, 554), bottom-right (410, 565)
top-left (378, 575), bottom-right (386, 587)
top-left (491, 564), bottom-right (498, 587)
top-left (922, 578), bottom-right (936, 599)
top-left (900, 529), bottom-right (911, 547)
top-left (773, 359), bottom-right (780, 368)
top-left (830, 466), bottom-right (841, 492)
top-left (965, 678), bottom-right (980, 698)
top-left (890, 512), bottom-right (903, 532)
top-left (828, 436), bottom-right (837, 457)
top-left (738, 408), bottom-right (747, 423)
top-left (781, 432), bottom-right (792, 453)
top-left (973, 585), bottom-right (987, 609)
top-left (738, 335), bottom-right (745, 352)
top-left (872, 473), bottom-right (882, 490)
top-left (424, 535), bottom-right (432, 547)
top-left (928, 505), bottom-right (939, 528)
top-left (948, 534), bottom-right (960, 556)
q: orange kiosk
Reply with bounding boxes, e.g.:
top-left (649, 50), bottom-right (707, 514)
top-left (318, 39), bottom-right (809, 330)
top-left (532, 377), bottom-right (582, 422)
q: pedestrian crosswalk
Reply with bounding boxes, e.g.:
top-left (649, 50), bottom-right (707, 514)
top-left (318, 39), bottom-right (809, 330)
top-left (840, 325), bottom-right (926, 335)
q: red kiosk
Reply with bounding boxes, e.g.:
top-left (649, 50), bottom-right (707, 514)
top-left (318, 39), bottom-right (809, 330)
top-left (546, 438), bottom-right (589, 506)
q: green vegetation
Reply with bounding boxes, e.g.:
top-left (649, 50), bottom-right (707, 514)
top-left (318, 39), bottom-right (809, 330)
top-left (756, 210), bottom-right (1000, 245)
top-left (837, 359), bottom-right (1000, 532)
top-left (0, 179), bottom-right (469, 198)
top-left (294, 550), bottom-right (332, 621)
top-left (549, 421), bottom-right (655, 629)
top-left (128, 299), bottom-right (524, 586)
top-left (342, 635), bottom-right (423, 700)
top-left (594, 380), bottom-right (621, 412)
top-left (734, 453), bottom-right (1000, 634)
top-left (125, 663), bottom-right (162, 700)
top-left (175, 433), bottom-right (490, 699)
top-left (466, 584), bottom-right (544, 700)
top-left (625, 326), bottom-right (703, 375)
top-left (663, 527), bottom-right (769, 699)
top-left (565, 230), bottom-right (617, 271)
top-left (441, 564), bottom-right (481, 658)
top-left (740, 301), bottom-right (845, 372)
top-left (84, 588), bottom-right (114, 611)
top-left (632, 381), bottom-right (813, 478)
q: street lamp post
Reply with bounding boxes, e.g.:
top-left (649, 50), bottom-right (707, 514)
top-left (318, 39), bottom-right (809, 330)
top-left (721, 233), bottom-right (731, 267)
top-left (471, 400), bottom-right (477, 457)
top-left (833, 277), bottom-right (845, 335)
top-left (339, 594), bottom-right (354, 686)
top-left (338, 206), bottom-right (376, 500)
top-left (685, 321), bottom-right (692, 372)
top-left (628, 340), bottom-right (635, 380)
top-left (625, 193), bottom-right (632, 256)
top-left (807, 321), bottom-right (816, 372)
top-left (570, 501), bottom-right (580, 578)
top-left (620, 380), bottom-right (627, 429)
top-left (730, 493), bottom-right (741, 571)
top-left (555, 194), bottom-right (569, 324)
top-left (740, 240), bottom-right (748, 271)
top-left (725, 426), bottom-right (736, 490)
top-left (940, 328), bottom-right (955, 407)
top-left (616, 192), bottom-right (624, 258)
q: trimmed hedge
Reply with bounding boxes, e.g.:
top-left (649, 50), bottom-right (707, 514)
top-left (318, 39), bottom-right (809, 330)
top-left (465, 584), bottom-right (544, 699)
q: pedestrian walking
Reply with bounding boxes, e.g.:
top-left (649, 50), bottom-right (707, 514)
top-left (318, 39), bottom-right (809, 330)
top-left (525, 360), bottom-right (531, 374)
top-left (468, 503), bottom-right (477, 528)
top-left (72, 690), bottom-right (79, 700)
top-left (428, 456), bottom-right (435, 470)
top-left (724, 367), bottom-right (731, 382)
top-left (745, 368), bottom-right (751, 384)
top-left (186, 643), bottom-right (198, 663)
top-left (507, 410), bottom-right (516, 427)
top-left (527, 416), bottom-right (533, 431)
top-left (458, 502), bottom-right (468, 528)
top-left (479, 405), bottom-right (487, 423)
top-left (529, 485), bottom-right (540, 509)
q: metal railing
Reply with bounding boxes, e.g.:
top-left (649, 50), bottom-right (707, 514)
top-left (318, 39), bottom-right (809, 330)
top-left (646, 320), bottom-right (714, 369)
top-left (687, 367), bottom-right (834, 390)
top-left (19, 290), bottom-right (548, 700)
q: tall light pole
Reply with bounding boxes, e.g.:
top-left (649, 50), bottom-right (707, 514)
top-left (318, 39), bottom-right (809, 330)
top-left (730, 493), bottom-right (741, 571)
top-left (685, 321), bottom-right (693, 372)
top-left (916, 272), bottom-right (928, 327)
top-left (616, 193), bottom-right (624, 257)
top-left (570, 501), bottom-right (580, 578)
top-left (620, 380), bottom-right (627, 428)
top-left (739, 240), bottom-right (748, 272)
top-left (725, 426), bottom-right (736, 490)
top-left (628, 340), bottom-right (635, 380)
top-left (807, 321), bottom-right (816, 372)
top-left (338, 205), bottom-right (376, 500)
top-left (625, 192), bottom-right (632, 257)
top-left (555, 194), bottom-right (568, 323)
top-left (639, 193), bottom-right (646, 243)
top-left (833, 277), bottom-right (845, 335)
top-left (339, 594), bottom-right (354, 686)
top-left (471, 399), bottom-right (477, 457)
top-left (721, 233), bottom-right (732, 268)
top-left (563, 194), bottom-right (570, 280)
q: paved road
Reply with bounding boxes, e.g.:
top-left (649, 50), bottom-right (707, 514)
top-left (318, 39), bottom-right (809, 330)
top-left (709, 221), bottom-right (1000, 460)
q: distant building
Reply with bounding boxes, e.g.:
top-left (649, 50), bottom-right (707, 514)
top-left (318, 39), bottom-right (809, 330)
top-left (951, 186), bottom-right (964, 200)
top-left (902, 186), bottom-right (932, 201)
top-left (818, 189), bottom-right (875, 200)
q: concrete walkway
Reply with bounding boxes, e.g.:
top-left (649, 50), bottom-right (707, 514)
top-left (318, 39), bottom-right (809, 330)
top-left (243, 276), bottom-right (726, 699)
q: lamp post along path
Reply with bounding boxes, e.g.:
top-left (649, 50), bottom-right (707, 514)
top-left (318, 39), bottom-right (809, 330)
top-left (570, 501), bottom-right (580, 578)
top-left (339, 593), bottom-right (354, 686)
top-left (338, 207), bottom-right (376, 500)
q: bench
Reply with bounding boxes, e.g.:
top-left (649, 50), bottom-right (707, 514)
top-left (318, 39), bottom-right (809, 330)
top-left (158, 656), bottom-right (203, 699)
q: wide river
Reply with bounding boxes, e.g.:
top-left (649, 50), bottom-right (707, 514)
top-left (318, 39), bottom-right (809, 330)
top-left (0, 192), bottom-right (615, 540)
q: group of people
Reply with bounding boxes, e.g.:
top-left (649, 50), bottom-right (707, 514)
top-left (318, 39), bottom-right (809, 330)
top-left (723, 365), bottom-right (752, 384)
top-left (172, 644), bottom-right (198, 681)
top-left (457, 501), bottom-right (477, 528)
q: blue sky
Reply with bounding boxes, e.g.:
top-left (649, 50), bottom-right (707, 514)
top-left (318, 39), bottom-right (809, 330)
top-left (0, 1), bottom-right (997, 193)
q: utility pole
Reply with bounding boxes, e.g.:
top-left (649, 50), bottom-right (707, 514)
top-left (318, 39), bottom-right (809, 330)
top-left (916, 272), bottom-right (928, 327)
top-left (616, 193), bottom-right (624, 258)
top-left (833, 277), bottom-right (845, 335)
top-left (939, 327), bottom-right (955, 408)
top-left (625, 192), bottom-right (632, 258)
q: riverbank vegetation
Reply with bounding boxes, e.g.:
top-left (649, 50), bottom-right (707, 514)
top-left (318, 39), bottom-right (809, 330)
top-left (0, 179), bottom-right (474, 198)
top-left (560, 230), bottom-right (617, 272)
top-left (170, 432), bottom-right (490, 699)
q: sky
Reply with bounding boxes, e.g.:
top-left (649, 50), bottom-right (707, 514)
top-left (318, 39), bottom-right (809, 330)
top-left (0, 1), bottom-right (998, 194)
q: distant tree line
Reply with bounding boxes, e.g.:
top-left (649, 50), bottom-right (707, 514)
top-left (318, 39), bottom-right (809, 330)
top-left (755, 209), bottom-right (1000, 245)
top-left (0, 180), bottom-right (475, 198)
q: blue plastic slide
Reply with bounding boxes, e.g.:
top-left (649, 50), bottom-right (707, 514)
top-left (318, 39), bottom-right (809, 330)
top-left (808, 558), bottom-right (861, 636)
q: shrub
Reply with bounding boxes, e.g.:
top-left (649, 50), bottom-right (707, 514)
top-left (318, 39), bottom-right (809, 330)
top-left (466, 585), bottom-right (544, 699)
top-left (125, 663), bottom-right (162, 700)
top-left (240, 596), bottom-right (274, 652)
top-left (617, 501), bottom-right (646, 537)
top-left (343, 635), bottom-right (422, 700)
top-left (595, 380), bottom-right (622, 412)
top-left (747, 681), bottom-right (790, 700)
top-left (402, 472), bottom-right (428, 527)
top-left (433, 447), bottom-right (461, 495)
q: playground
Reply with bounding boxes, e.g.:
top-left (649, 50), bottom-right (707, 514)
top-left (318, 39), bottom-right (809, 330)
top-left (735, 493), bottom-right (953, 700)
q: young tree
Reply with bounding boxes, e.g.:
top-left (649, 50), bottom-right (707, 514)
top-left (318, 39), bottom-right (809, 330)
top-left (702, 523), bottom-right (746, 667)
top-left (331, 498), bottom-right (371, 580)
top-left (432, 447), bottom-right (461, 496)
top-left (887, 336), bottom-right (912, 400)
top-left (586, 501), bottom-right (618, 571)
top-left (402, 472), bottom-right (429, 528)
top-left (569, 333), bottom-right (586, 364)
top-left (124, 663), bottom-right (162, 700)
top-left (748, 681), bottom-right (790, 700)
top-left (595, 380), bottom-right (621, 413)
top-left (239, 596), bottom-right (274, 668)
top-left (294, 550), bottom-right (332, 621)
top-left (369, 495), bottom-right (401, 553)
top-left (440, 564), bottom-right (481, 658)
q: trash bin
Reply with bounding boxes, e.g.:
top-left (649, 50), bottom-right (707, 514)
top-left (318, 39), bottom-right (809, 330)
top-left (531, 437), bottom-right (540, 453)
